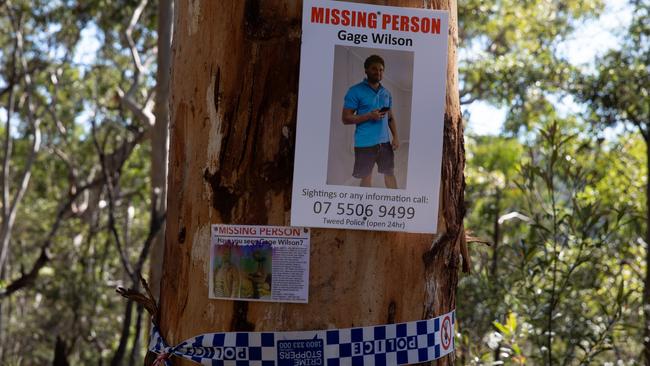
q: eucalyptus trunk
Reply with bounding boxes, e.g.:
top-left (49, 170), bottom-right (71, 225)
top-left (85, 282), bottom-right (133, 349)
top-left (159, 1), bottom-right (465, 365)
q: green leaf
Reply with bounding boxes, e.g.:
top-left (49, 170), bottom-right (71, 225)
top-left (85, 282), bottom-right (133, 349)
top-left (506, 312), bottom-right (517, 333)
top-left (493, 321), bottom-right (510, 336)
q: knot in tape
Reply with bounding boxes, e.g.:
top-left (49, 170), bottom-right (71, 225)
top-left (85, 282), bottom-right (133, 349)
top-left (148, 324), bottom-right (176, 366)
top-left (152, 352), bottom-right (171, 366)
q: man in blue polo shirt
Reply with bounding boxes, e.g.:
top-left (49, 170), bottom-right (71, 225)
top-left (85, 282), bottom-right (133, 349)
top-left (342, 54), bottom-right (399, 189)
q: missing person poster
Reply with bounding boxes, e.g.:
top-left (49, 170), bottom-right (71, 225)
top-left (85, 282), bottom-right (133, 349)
top-left (209, 225), bottom-right (310, 303)
top-left (291, 0), bottom-right (449, 233)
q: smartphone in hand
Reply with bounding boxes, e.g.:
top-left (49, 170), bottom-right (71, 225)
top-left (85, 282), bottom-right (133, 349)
top-left (379, 107), bottom-right (391, 113)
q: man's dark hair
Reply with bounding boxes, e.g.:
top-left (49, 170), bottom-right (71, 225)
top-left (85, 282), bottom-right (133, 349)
top-left (364, 55), bottom-right (385, 69)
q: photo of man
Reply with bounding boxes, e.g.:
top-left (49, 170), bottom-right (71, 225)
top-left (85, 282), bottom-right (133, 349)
top-left (326, 46), bottom-right (413, 189)
top-left (212, 242), bottom-right (242, 298)
top-left (341, 55), bottom-right (399, 189)
top-left (211, 240), bottom-right (273, 300)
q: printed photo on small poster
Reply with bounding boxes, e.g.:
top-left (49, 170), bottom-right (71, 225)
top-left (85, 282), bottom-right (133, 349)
top-left (291, 0), bottom-right (449, 233)
top-left (209, 225), bottom-right (310, 303)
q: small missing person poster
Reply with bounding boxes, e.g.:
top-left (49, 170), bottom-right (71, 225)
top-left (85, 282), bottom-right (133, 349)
top-left (209, 225), bottom-right (310, 303)
top-left (291, 0), bottom-right (449, 233)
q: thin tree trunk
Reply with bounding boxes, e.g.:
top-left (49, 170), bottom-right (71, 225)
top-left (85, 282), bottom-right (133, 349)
top-left (160, 2), bottom-right (464, 366)
top-left (490, 189), bottom-right (501, 278)
top-left (110, 299), bottom-right (134, 366)
top-left (642, 135), bottom-right (650, 366)
top-left (0, 294), bottom-right (5, 363)
top-left (128, 304), bottom-right (144, 366)
top-left (52, 336), bottom-right (70, 366)
top-left (149, 0), bottom-right (172, 302)
top-left (491, 189), bottom-right (501, 363)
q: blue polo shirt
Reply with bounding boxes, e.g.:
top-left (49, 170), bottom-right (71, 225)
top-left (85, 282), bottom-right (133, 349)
top-left (343, 79), bottom-right (392, 147)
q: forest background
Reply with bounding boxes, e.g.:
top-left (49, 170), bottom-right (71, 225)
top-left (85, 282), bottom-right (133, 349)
top-left (0, 0), bottom-right (648, 365)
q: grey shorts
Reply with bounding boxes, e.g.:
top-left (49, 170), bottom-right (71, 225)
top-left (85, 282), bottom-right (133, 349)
top-left (353, 142), bottom-right (395, 178)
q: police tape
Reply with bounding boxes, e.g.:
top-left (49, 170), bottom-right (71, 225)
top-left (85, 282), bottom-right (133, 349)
top-left (148, 310), bottom-right (455, 366)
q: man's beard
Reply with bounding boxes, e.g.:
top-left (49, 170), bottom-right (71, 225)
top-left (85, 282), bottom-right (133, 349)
top-left (367, 75), bottom-right (381, 83)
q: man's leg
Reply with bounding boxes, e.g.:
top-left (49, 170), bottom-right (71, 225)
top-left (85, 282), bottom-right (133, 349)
top-left (384, 174), bottom-right (397, 189)
top-left (377, 143), bottom-right (397, 189)
top-left (360, 175), bottom-right (373, 187)
top-left (353, 146), bottom-right (377, 187)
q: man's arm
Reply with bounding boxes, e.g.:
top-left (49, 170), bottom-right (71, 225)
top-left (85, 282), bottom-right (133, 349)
top-left (388, 111), bottom-right (399, 150)
top-left (342, 108), bottom-right (384, 125)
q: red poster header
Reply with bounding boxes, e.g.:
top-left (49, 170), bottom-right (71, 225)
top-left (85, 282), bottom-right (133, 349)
top-left (311, 7), bottom-right (441, 34)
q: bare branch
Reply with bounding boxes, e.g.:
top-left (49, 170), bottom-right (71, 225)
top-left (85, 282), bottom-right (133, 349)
top-left (460, 94), bottom-right (480, 106)
top-left (116, 87), bottom-right (155, 126)
top-left (465, 234), bottom-right (491, 246)
top-left (125, 0), bottom-right (149, 80)
top-left (115, 0), bottom-right (157, 129)
top-left (116, 275), bottom-right (158, 320)
top-left (46, 68), bottom-right (68, 136)
top-left (134, 208), bottom-right (166, 276)
top-left (90, 119), bottom-right (135, 281)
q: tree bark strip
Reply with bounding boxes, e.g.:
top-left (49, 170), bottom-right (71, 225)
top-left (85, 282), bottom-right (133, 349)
top-left (160, 1), bottom-right (464, 365)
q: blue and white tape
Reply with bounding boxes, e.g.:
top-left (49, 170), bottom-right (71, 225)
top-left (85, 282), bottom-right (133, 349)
top-left (149, 310), bottom-right (455, 366)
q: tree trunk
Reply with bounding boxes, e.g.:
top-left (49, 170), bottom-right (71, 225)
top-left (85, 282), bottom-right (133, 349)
top-left (110, 299), bottom-right (133, 366)
top-left (160, 1), bottom-right (464, 365)
top-left (149, 0), bottom-right (172, 302)
top-left (52, 336), bottom-right (70, 366)
top-left (491, 189), bottom-right (501, 363)
top-left (642, 136), bottom-right (650, 366)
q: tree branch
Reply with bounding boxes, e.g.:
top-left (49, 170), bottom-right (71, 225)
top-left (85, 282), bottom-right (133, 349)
top-left (116, 0), bottom-right (156, 129)
top-left (90, 119), bottom-right (136, 282)
top-left (125, 0), bottom-right (149, 81)
top-left (0, 188), bottom-right (78, 298)
top-left (116, 87), bottom-right (155, 126)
